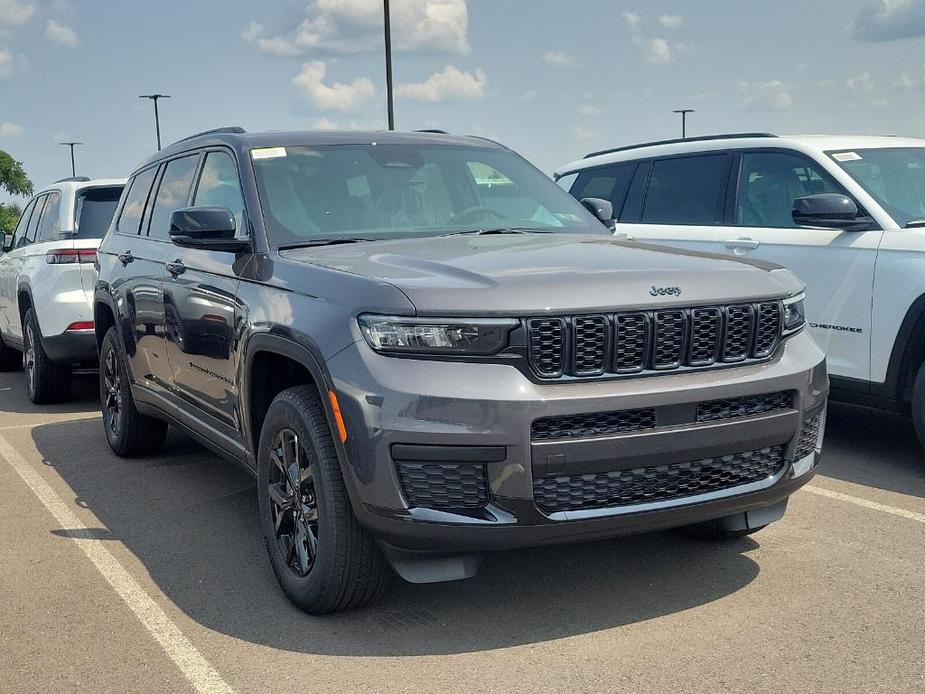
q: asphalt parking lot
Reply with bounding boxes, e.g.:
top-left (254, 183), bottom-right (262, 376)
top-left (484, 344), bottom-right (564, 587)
top-left (1, 371), bottom-right (923, 694)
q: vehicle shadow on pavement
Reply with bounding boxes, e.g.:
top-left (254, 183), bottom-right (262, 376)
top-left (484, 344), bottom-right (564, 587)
top-left (33, 417), bottom-right (761, 656)
top-left (0, 372), bottom-right (99, 415)
top-left (820, 402), bottom-right (925, 498)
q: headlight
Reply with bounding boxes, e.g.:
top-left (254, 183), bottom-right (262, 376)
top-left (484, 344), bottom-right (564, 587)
top-left (782, 294), bottom-right (806, 335)
top-left (358, 315), bottom-right (517, 355)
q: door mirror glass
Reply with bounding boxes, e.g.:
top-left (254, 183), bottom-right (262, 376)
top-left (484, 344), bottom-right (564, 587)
top-left (792, 193), bottom-right (871, 230)
top-left (169, 206), bottom-right (250, 252)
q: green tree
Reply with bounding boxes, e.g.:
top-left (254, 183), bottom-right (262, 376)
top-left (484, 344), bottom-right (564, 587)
top-left (0, 149), bottom-right (33, 197)
top-left (0, 202), bottom-right (23, 235)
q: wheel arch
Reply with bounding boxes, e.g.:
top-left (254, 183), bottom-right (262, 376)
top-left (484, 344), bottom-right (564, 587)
top-left (880, 293), bottom-right (925, 406)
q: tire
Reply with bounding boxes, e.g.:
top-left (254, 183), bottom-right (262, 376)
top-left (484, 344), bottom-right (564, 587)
top-left (257, 386), bottom-right (389, 614)
top-left (0, 332), bottom-right (21, 372)
top-left (910, 361), bottom-right (925, 455)
top-left (99, 326), bottom-right (167, 457)
top-left (23, 308), bottom-right (72, 404)
top-left (678, 520), bottom-right (767, 541)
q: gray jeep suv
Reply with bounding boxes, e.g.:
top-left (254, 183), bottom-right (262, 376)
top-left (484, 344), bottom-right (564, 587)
top-left (94, 128), bottom-right (827, 613)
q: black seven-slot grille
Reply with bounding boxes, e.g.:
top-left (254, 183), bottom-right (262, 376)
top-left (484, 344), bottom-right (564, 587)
top-left (533, 446), bottom-right (786, 513)
top-left (526, 302), bottom-right (783, 379)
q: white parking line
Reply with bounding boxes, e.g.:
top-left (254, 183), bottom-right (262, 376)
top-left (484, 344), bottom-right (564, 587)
top-left (804, 485), bottom-right (925, 524)
top-left (0, 433), bottom-right (235, 694)
top-left (0, 414), bottom-right (102, 431)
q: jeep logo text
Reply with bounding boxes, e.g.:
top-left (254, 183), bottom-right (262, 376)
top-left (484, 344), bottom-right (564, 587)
top-left (650, 286), bottom-right (682, 297)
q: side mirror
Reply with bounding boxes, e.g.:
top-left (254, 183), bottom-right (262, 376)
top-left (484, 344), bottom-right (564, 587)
top-left (580, 197), bottom-right (617, 231)
top-left (792, 194), bottom-right (871, 231)
top-left (1, 233), bottom-right (12, 252)
top-left (169, 206), bottom-right (250, 253)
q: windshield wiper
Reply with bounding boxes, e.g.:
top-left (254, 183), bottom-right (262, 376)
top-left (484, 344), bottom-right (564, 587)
top-left (442, 227), bottom-right (550, 237)
top-left (278, 237), bottom-right (375, 250)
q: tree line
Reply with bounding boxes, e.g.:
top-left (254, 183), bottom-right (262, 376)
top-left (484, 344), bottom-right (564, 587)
top-left (0, 149), bottom-right (34, 237)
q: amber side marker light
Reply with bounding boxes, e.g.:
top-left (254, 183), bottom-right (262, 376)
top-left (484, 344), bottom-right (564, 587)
top-left (328, 390), bottom-right (348, 443)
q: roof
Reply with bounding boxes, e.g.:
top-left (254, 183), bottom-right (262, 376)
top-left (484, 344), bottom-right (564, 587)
top-left (135, 128), bottom-right (504, 173)
top-left (555, 133), bottom-right (925, 177)
top-left (38, 177), bottom-right (126, 195)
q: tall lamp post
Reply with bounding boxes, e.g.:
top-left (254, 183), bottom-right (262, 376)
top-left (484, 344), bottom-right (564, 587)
top-left (139, 94), bottom-right (171, 150)
top-left (672, 109), bottom-right (694, 139)
top-left (383, 0), bottom-right (394, 130)
top-left (60, 141), bottom-right (82, 177)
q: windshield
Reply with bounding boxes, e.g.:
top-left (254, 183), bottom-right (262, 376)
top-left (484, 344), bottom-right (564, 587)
top-left (827, 147), bottom-right (925, 226)
top-left (250, 143), bottom-right (603, 246)
top-left (74, 186), bottom-right (124, 239)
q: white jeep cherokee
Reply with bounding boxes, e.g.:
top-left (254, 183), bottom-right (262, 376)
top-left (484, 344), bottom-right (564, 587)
top-left (556, 134), bottom-right (925, 449)
top-left (0, 176), bottom-right (125, 403)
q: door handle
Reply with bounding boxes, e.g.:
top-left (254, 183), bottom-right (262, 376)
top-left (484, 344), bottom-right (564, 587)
top-left (724, 237), bottom-right (760, 250)
top-left (166, 259), bottom-right (186, 276)
top-left (117, 250), bottom-right (134, 264)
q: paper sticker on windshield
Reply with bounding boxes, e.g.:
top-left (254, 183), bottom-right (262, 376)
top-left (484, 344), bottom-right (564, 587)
top-left (832, 151), bottom-right (862, 162)
top-left (251, 147), bottom-right (287, 160)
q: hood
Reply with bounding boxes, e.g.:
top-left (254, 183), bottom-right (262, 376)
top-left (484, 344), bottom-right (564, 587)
top-left (280, 234), bottom-right (802, 315)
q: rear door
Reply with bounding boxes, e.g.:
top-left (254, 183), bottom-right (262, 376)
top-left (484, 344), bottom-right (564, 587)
top-left (607, 153), bottom-right (733, 255)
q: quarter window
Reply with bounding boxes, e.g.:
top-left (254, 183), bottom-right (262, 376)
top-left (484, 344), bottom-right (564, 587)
top-left (35, 192), bottom-right (61, 243)
top-left (10, 198), bottom-right (36, 248)
top-left (736, 152), bottom-right (845, 228)
top-left (641, 155), bottom-right (729, 225)
top-left (192, 151), bottom-right (245, 236)
top-left (20, 194), bottom-right (47, 248)
top-left (118, 167), bottom-right (158, 235)
top-left (147, 155), bottom-right (199, 240)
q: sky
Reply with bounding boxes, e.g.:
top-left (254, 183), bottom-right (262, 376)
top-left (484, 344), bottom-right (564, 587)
top-left (2, 0), bottom-right (925, 204)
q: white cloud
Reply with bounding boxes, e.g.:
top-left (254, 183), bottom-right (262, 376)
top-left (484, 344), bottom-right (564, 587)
top-left (623, 11), bottom-right (643, 30)
top-left (738, 80), bottom-right (794, 111)
top-left (396, 65), bottom-right (486, 102)
top-left (0, 46), bottom-right (12, 77)
top-left (847, 70), bottom-right (875, 93)
top-left (246, 0), bottom-right (469, 56)
top-left (659, 14), bottom-right (683, 28)
top-left (292, 60), bottom-right (375, 111)
top-left (519, 89), bottom-right (538, 102)
top-left (0, 120), bottom-right (22, 137)
top-left (0, 0), bottom-right (35, 27)
top-left (578, 100), bottom-right (603, 116)
top-left (572, 125), bottom-right (598, 147)
top-left (645, 38), bottom-right (673, 64)
top-left (894, 64), bottom-right (925, 88)
top-left (543, 50), bottom-right (576, 68)
top-left (45, 19), bottom-right (78, 46)
top-left (852, 0), bottom-right (925, 41)
top-left (314, 117), bottom-right (339, 130)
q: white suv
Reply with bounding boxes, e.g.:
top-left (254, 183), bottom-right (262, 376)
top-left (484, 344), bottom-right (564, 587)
top-left (556, 134), bottom-right (925, 449)
top-left (0, 177), bottom-right (125, 402)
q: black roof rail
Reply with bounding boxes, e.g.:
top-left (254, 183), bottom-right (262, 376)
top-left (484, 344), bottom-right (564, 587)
top-left (583, 132), bottom-right (777, 159)
top-left (52, 176), bottom-right (91, 183)
top-left (173, 126), bottom-right (246, 144)
top-left (415, 129), bottom-right (449, 134)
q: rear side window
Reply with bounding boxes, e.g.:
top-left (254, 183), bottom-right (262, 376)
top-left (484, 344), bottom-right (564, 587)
top-left (147, 155), bottom-right (199, 240)
top-left (75, 186), bottom-right (124, 239)
top-left (118, 168), bottom-right (158, 235)
top-left (10, 198), bottom-right (37, 248)
top-left (641, 155), bottom-right (729, 225)
top-left (569, 162), bottom-right (636, 218)
top-left (35, 192), bottom-right (61, 243)
top-left (21, 194), bottom-right (47, 247)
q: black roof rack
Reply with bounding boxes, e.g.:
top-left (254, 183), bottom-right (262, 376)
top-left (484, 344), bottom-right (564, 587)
top-left (415, 129), bottom-right (449, 134)
top-left (52, 176), bottom-right (91, 183)
top-left (174, 126), bottom-right (246, 144)
top-left (583, 132), bottom-right (777, 159)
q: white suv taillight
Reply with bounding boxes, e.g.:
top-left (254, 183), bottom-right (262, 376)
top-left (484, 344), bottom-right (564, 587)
top-left (46, 248), bottom-right (97, 264)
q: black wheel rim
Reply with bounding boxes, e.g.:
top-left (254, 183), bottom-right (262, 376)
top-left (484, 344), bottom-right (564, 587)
top-left (24, 323), bottom-right (35, 395)
top-left (102, 347), bottom-right (122, 435)
top-left (268, 428), bottom-right (319, 577)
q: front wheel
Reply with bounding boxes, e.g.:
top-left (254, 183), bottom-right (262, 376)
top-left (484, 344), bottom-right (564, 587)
top-left (257, 386), bottom-right (389, 614)
top-left (910, 361), bottom-right (925, 457)
top-left (23, 308), bottom-right (71, 403)
top-left (99, 327), bottom-right (167, 456)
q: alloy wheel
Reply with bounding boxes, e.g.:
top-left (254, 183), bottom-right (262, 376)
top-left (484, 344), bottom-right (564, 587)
top-left (268, 428), bottom-right (319, 577)
top-left (102, 348), bottom-right (122, 435)
top-left (24, 323), bottom-right (36, 396)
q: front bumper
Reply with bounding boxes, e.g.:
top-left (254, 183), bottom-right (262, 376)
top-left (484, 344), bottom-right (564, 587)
top-left (329, 330), bottom-right (828, 552)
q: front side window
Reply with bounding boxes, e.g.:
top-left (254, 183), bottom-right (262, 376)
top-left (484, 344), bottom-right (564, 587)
top-left (118, 168), bottom-right (158, 235)
top-left (250, 143), bottom-right (602, 247)
top-left (35, 192), bottom-right (61, 243)
top-left (642, 155), bottom-right (729, 225)
top-left (570, 162), bottom-right (636, 219)
top-left (827, 147), bottom-right (925, 227)
top-left (192, 151), bottom-right (245, 236)
top-left (737, 151), bottom-right (844, 228)
top-left (75, 186), bottom-right (124, 239)
top-left (147, 155), bottom-right (199, 240)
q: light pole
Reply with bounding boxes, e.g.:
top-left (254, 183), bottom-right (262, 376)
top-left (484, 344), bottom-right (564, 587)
top-left (139, 94), bottom-right (171, 150)
top-left (60, 141), bottom-right (82, 177)
top-left (672, 109), bottom-right (694, 139)
top-left (383, 0), bottom-right (394, 130)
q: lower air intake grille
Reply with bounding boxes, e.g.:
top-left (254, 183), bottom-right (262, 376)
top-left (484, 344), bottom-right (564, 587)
top-left (533, 446), bottom-right (785, 513)
top-left (531, 408), bottom-right (656, 441)
top-left (697, 391), bottom-right (793, 422)
top-left (794, 411), bottom-right (824, 460)
top-left (396, 463), bottom-right (489, 510)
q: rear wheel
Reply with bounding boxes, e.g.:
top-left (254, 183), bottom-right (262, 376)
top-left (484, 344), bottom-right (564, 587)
top-left (0, 332), bottom-right (21, 372)
top-left (99, 326), bottom-right (167, 456)
top-left (257, 386), bottom-right (389, 614)
top-left (23, 308), bottom-right (71, 404)
top-left (910, 361), bottom-right (925, 456)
